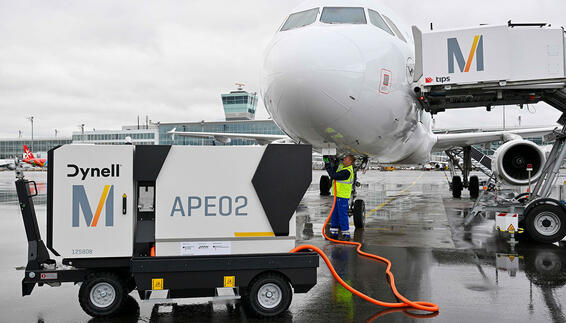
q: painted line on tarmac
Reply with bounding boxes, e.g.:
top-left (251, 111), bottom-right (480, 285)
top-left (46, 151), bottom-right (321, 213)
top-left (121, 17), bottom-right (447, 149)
top-left (365, 173), bottom-right (424, 217)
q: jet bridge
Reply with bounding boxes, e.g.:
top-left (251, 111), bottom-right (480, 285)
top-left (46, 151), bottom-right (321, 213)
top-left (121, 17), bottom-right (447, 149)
top-left (413, 22), bottom-right (566, 243)
top-left (414, 21), bottom-right (566, 114)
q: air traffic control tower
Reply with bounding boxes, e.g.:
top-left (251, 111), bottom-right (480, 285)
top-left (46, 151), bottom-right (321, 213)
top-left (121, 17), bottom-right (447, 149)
top-left (221, 83), bottom-right (258, 121)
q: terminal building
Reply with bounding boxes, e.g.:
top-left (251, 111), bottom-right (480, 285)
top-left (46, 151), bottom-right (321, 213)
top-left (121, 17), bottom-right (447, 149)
top-left (72, 127), bottom-right (159, 146)
top-left (149, 85), bottom-right (284, 146)
top-left (0, 87), bottom-right (283, 159)
top-left (0, 138), bottom-right (71, 159)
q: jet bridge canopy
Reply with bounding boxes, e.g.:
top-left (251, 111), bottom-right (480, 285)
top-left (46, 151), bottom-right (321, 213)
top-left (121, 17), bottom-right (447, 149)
top-left (414, 22), bottom-right (566, 115)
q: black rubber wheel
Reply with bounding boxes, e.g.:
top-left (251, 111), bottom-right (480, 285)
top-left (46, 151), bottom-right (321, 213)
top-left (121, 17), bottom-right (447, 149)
top-left (353, 199), bottom-right (365, 229)
top-left (79, 272), bottom-right (127, 318)
top-left (516, 219), bottom-right (532, 241)
top-left (525, 204), bottom-right (566, 243)
top-left (452, 176), bottom-right (462, 198)
top-left (319, 175), bottom-right (331, 196)
top-left (469, 175), bottom-right (479, 199)
top-left (242, 272), bottom-right (292, 317)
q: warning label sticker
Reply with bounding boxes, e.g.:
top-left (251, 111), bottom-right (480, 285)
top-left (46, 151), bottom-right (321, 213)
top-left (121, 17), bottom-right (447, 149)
top-left (180, 241), bottom-right (231, 256)
top-left (152, 278), bottom-right (164, 290)
top-left (224, 276), bottom-right (235, 287)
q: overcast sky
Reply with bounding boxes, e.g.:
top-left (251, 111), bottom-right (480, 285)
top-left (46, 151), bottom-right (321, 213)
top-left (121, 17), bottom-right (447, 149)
top-left (0, 0), bottom-right (565, 138)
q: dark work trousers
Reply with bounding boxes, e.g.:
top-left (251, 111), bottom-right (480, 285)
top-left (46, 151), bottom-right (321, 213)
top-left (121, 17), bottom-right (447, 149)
top-left (330, 197), bottom-right (350, 236)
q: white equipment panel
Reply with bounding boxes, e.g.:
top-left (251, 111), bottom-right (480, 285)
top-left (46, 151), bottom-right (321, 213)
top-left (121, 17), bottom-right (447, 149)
top-left (495, 212), bottom-right (519, 233)
top-left (422, 25), bottom-right (565, 86)
top-left (154, 146), bottom-right (296, 256)
top-left (51, 145), bottom-right (134, 258)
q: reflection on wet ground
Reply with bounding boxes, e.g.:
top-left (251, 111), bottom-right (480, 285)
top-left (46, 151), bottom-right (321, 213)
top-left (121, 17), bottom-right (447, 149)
top-left (299, 171), bottom-right (455, 249)
top-left (1, 170), bottom-right (565, 322)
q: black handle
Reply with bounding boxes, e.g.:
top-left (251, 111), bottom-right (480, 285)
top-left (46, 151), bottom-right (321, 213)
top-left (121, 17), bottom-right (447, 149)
top-left (122, 194), bottom-right (127, 215)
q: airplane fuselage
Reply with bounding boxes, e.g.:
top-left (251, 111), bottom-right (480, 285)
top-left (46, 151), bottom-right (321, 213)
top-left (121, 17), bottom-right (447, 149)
top-left (261, 1), bottom-right (436, 164)
top-left (23, 158), bottom-right (46, 168)
top-left (0, 159), bottom-right (16, 170)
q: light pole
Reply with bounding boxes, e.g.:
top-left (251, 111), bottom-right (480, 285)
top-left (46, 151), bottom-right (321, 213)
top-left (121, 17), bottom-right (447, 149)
top-left (27, 116), bottom-right (34, 152)
top-left (54, 129), bottom-right (58, 137)
top-left (80, 124), bottom-right (85, 142)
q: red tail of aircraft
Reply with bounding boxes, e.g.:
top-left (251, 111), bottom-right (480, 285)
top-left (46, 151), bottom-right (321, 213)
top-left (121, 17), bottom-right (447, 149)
top-left (22, 145), bottom-right (47, 167)
top-left (23, 145), bottom-right (35, 160)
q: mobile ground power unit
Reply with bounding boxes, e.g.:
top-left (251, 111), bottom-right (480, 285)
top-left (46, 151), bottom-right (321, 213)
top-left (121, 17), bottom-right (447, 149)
top-left (16, 144), bottom-right (318, 318)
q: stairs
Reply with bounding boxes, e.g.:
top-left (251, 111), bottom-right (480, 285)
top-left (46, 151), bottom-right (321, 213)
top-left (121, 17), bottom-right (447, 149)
top-left (469, 146), bottom-right (492, 176)
top-left (544, 88), bottom-right (566, 112)
top-left (449, 146), bottom-right (493, 178)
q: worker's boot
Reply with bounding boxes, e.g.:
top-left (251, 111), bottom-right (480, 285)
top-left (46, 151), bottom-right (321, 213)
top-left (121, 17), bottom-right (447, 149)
top-left (329, 228), bottom-right (339, 239)
top-left (340, 232), bottom-right (351, 241)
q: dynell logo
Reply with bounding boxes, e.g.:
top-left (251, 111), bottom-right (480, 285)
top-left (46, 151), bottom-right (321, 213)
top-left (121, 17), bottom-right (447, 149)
top-left (72, 185), bottom-right (114, 227)
top-left (447, 35), bottom-right (484, 73)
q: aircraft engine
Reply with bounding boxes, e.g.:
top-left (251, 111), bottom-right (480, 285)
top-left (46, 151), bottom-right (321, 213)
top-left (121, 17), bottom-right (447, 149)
top-left (492, 140), bottom-right (546, 186)
top-left (7, 163), bottom-right (16, 171)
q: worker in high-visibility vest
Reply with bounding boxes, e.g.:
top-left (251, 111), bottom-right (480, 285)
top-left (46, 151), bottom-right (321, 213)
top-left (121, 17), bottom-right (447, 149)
top-left (324, 155), bottom-right (355, 241)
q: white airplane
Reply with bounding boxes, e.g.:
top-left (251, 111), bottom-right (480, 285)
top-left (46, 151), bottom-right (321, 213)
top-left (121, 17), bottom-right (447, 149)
top-left (170, 0), bottom-right (555, 219)
top-left (0, 159), bottom-right (16, 170)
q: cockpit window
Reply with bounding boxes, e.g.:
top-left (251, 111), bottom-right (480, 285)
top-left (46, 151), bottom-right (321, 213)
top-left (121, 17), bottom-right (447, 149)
top-left (320, 7), bottom-right (367, 25)
top-left (382, 15), bottom-right (407, 42)
top-left (368, 9), bottom-right (394, 36)
top-left (280, 8), bottom-right (319, 31)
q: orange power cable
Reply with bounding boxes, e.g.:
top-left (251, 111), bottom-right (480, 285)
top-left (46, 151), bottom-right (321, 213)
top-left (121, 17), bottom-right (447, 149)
top-left (290, 183), bottom-right (439, 313)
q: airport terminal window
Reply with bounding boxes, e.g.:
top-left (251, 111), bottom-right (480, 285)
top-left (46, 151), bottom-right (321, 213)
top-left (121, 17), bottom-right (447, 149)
top-left (368, 9), bottom-right (394, 36)
top-left (280, 8), bottom-right (319, 31)
top-left (320, 7), bottom-right (366, 25)
top-left (382, 15), bottom-right (406, 42)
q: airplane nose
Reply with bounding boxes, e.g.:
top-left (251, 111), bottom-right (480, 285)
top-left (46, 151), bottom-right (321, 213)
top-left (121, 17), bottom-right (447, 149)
top-left (262, 28), bottom-right (365, 140)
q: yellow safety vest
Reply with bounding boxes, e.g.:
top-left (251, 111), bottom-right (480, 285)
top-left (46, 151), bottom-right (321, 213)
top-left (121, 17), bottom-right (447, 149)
top-left (334, 164), bottom-right (354, 199)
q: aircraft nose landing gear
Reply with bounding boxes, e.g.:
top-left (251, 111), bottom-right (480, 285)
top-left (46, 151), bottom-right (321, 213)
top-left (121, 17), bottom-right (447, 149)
top-left (350, 159), bottom-right (367, 229)
top-left (320, 175), bottom-right (331, 196)
top-left (352, 199), bottom-right (365, 229)
top-left (321, 155), bottom-right (367, 229)
top-left (319, 155), bottom-right (338, 196)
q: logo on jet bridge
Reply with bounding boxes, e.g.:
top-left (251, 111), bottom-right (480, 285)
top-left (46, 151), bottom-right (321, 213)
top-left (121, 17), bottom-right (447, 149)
top-left (72, 185), bottom-right (114, 227)
top-left (447, 35), bottom-right (484, 73)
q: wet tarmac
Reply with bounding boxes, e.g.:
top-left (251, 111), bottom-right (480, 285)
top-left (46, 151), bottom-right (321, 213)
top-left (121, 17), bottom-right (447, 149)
top-left (1, 170), bottom-right (566, 322)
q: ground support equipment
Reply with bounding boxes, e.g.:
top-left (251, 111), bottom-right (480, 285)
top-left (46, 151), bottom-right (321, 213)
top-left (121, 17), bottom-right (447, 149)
top-left (413, 23), bottom-right (566, 242)
top-left (465, 125), bottom-right (566, 242)
top-left (16, 144), bottom-right (318, 318)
